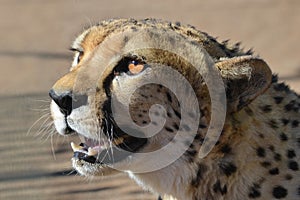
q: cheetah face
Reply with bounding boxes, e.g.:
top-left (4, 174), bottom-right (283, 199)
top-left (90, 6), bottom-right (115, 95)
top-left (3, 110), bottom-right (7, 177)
top-left (49, 25), bottom-right (208, 176)
top-left (49, 19), bottom-right (272, 177)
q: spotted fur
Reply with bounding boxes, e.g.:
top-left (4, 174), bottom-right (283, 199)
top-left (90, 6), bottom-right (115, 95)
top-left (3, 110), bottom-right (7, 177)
top-left (49, 18), bottom-right (299, 200)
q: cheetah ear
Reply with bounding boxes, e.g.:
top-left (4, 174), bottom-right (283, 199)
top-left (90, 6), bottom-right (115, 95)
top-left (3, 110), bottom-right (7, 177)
top-left (215, 56), bottom-right (272, 113)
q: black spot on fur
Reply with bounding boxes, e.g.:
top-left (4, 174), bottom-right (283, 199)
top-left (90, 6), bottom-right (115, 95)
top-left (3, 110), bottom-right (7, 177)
top-left (256, 147), bottom-right (266, 157)
top-left (185, 149), bottom-right (198, 162)
top-left (167, 112), bottom-right (172, 118)
top-left (218, 162), bottom-right (237, 176)
top-left (213, 180), bottom-right (227, 195)
top-left (123, 36), bottom-right (128, 43)
top-left (260, 161), bottom-right (271, 168)
top-left (285, 100), bottom-right (297, 112)
top-left (269, 168), bottom-right (279, 175)
top-left (281, 118), bottom-right (290, 126)
top-left (269, 145), bottom-right (275, 151)
top-left (194, 134), bottom-right (201, 140)
top-left (194, 134), bottom-right (204, 144)
top-left (220, 144), bottom-right (231, 154)
top-left (285, 174), bottom-right (293, 180)
top-left (166, 92), bottom-right (172, 103)
top-left (173, 109), bottom-right (181, 119)
top-left (280, 133), bottom-right (288, 141)
top-left (140, 94), bottom-right (148, 99)
top-left (186, 30), bottom-right (193, 37)
top-left (272, 75), bottom-right (278, 83)
top-left (260, 105), bottom-right (272, 113)
top-left (191, 164), bottom-right (207, 187)
top-left (173, 123), bottom-right (179, 130)
top-left (288, 160), bottom-right (299, 171)
top-left (248, 185), bottom-right (261, 198)
top-left (292, 120), bottom-right (299, 128)
top-left (273, 83), bottom-right (289, 92)
top-left (187, 143), bottom-right (194, 149)
top-left (130, 26), bottom-right (138, 31)
top-left (273, 96), bottom-right (284, 104)
top-left (165, 127), bottom-right (174, 133)
top-left (268, 120), bottom-right (279, 129)
top-left (274, 153), bottom-right (282, 161)
top-left (199, 124), bottom-right (207, 129)
top-left (272, 186), bottom-right (288, 199)
top-left (287, 149), bottom-right (296, 159)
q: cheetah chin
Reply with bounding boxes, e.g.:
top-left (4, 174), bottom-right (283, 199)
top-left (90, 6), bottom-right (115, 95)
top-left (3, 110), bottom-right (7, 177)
top-left (49, 18), bottom-right (299, 200)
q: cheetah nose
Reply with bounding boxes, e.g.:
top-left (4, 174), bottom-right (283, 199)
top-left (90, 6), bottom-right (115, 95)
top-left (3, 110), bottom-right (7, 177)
top-left (49, 89), bottom-right (88, 116)
top-left (49, 89), bottom-right (73, 115)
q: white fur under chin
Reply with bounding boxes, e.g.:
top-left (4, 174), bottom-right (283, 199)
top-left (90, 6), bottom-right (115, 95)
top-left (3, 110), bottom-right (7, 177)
top-left (127, 158), bottom-right (196, 200)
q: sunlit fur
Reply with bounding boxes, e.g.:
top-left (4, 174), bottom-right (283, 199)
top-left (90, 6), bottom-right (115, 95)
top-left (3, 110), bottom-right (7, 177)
top-left (50, 19), bottom-right (300, 200)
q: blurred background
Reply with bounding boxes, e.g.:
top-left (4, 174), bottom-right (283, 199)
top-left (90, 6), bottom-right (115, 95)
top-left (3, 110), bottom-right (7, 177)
top-left (0, 0), bottom-right (299, 199)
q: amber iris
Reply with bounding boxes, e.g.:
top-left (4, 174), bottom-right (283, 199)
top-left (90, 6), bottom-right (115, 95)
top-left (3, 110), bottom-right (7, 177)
top-left (128, 61), bottom-right (145, 75)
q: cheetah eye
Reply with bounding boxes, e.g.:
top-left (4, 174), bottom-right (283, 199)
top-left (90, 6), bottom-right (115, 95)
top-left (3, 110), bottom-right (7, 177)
top-left (75, 51), bottom-right (84, 64)
top-left (70, 48), bottom-right (84, 67)
top-left (114, 58), bottom-right (147, 76)
top-left (128, 60), bottom-right (145, 75)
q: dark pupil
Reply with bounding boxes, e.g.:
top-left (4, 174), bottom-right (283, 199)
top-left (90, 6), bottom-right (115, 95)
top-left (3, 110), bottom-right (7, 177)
top-left (132, 60), bottom-right (138, 65)
top-left (77, 52), bottom-right (83, 63)
top-left (114, 58), bottom-right (140, 74)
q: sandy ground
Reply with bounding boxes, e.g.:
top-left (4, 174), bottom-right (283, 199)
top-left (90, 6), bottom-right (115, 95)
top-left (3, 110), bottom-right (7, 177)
top-left (0, 0), bottom-right (299, 200)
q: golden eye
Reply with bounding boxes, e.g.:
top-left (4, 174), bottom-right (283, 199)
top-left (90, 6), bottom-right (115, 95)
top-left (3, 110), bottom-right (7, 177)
top-left (128, 60), bottom-right (145, 75)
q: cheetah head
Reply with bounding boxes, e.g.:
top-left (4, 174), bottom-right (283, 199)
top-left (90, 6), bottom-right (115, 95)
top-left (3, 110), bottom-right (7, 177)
top-left (49, 19), bottom-right (272, 184)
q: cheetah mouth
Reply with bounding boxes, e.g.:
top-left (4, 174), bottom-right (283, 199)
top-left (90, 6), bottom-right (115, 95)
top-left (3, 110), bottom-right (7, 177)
top-left (70, 119), bottom-right (147, 165)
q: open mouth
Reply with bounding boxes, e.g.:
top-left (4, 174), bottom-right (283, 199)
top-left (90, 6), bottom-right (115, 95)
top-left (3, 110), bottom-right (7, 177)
top-left (70, 120), bottom-right (147, 165)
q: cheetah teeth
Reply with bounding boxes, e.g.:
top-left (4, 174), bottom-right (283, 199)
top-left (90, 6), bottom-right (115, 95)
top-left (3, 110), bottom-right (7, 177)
top-left (70, 142), bottom-right (100, 157)
top-left (70, 138), bottom-right (124, 157)
top-left (71, 142), bottom-right (83, 152)
top-left (88, 147), bottom-right (98, 156)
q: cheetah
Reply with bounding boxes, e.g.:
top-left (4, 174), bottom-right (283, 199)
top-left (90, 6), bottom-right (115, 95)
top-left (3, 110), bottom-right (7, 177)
top-left (49, 18), bottom-right (300, 200)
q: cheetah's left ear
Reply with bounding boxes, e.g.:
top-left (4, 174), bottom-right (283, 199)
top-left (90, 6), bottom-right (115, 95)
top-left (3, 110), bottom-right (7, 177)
top-left (215, 55), bottom-right (272, 113)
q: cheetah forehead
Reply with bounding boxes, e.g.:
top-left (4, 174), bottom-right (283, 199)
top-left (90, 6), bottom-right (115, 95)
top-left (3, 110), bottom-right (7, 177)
top-left (72, 18), bottom-right (252, 61)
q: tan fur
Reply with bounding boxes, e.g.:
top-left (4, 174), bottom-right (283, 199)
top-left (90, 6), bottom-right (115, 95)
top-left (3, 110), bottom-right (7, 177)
top-left (50, 19), bottom-right (300, 200)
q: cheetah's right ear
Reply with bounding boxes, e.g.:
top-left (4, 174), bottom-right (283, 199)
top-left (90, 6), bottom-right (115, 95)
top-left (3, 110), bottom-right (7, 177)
top-left (215, 56), bottom-right (272, 113)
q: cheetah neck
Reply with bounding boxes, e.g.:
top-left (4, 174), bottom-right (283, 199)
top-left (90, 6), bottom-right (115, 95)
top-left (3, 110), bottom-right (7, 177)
top-left (127, 81), bottom-right (300, 200)
top-left (127, 158), bottom-right (196, 200)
